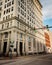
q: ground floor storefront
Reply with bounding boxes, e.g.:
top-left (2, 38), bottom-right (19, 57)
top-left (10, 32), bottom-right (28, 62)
top-left (0, 28), bottom-right (46, 57)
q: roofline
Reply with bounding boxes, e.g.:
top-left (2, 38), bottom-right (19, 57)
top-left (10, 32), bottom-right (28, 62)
top-left (38, 0), bottom-right (43, 8)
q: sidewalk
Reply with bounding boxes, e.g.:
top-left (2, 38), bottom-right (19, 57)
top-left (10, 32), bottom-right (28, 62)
top-left (0, 56), bottom-right (18, 60)
top-left (0, 54), bottom-right (50, 65)
top-left (0, 53), bottom-right (47, 60)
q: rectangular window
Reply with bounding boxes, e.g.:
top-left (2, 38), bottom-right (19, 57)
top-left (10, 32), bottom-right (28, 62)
top-left (4, 11), bottom-right (5, 15)
top-left (21, 10), bottom-right (24, 16)
top-left (7, 23), bottom-right (9, 28)
top-left (20, 33), bottom-right (23, 38)
top-left (0, 7), bottom-right (2, 10)
top-left (4, 4), bottom-right (6, 8)
top-left (8, 15), bottom-right (10, 19)
top-left (8, 8), bottom-right (10, 12)
top-left (21, 0), bottom-right (24, 4)
top-left (6, 16), bottom-right (8, 20)
top-left (18, 7), bottom-right (20, 12)
top-left (0, 2), bottom-right (2, 6)
top-left (4, 32), bottom-right (8, 38)
top-left (18, 1), bottom-right (20, 6)
top-left (11, 7), bottom-right (14, 11)
top-left (29, 47), bottom-right (31, 51)
top-left (7, 2), bottom-right (11, 7)
top-left (3, 17), bottom-right (5, 21)
top-left (8, 0), bottom-right (9, 1)
top-left (5, 0), bottom-right (7, 3)
top-left (2, 24), bottom-right (4, 29)
top-left (12, 0), bottom-right (14, 4)
top-left (11, 14), bottom-right (13, 17)
top-left (0, 13), bottom-right (1, 18)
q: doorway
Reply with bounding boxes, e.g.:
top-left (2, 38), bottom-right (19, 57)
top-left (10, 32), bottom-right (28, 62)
top-left (16, 41), bottom-right (18, 56)
top-left (20, 42), bottom-right (23, 55)
top-left (3, 42), bottom-right (7, 56)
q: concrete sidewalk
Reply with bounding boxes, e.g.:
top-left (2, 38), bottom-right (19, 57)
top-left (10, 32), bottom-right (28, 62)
top-left (0, 55), bottom-right (49, 65)
top-left (0, 54), bottom-right (50, 65)
top-left (0, 53), bottom-right (48, 61)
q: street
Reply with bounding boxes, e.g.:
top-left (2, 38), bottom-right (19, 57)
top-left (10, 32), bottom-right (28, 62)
top-left (0, 54), bottom-right (52, 65)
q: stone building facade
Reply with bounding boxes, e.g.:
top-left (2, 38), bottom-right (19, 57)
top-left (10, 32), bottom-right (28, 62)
top-left (0, 0), bottom-right (45, 56)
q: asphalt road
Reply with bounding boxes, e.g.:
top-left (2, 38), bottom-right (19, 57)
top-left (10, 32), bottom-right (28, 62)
top-left (0, 54), bottom-right (52, 65)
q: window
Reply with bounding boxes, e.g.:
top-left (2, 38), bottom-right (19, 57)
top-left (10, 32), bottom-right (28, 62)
top-left (4, 4), bottom-right (6, 8)
top-left (10, 21), bottom-right (12, 26)
top-left (18, 7), bottom-right (20, 12)
top-left (29, 47), bottom-right (31, 51)
top-left (5, 0), bottom-right (7, 3)
top-left (33, 38), bottom-right (36, 48)
top-left (30, 13), bottom-right (31, 16)
top-left (24, 7), bottom-right (26, 11)
top-left (24, 1), bottom-right (26, 5)
top-left (2, 24), bottom-right (4, 29)
top-left (20, 33), bottom-right (23, 38)
top-left (12, 0), bottom-right (14, 4)
top-left (6, 16), bottom-right (8, 20)
top-left (21, 10), bottom-right (24, 16)
top-left (7, 2), bottom-right (11, 7)
top-left (21, 0), bottom-right (24, 4)
top-left (0, 7), bottom-right (2, 10)
top-left (7, 23), bottom-right (9, 28)
top-left (11, 7), bottom-right (14, 11)
top-left (3, 17), bottom-right (5, 21)
top-left (6, 9), bottom-right (8, 13)
top-left (18, 14), bottom-right (19, 19)
top-left (28, 42), bottom-right (31, 46)
top-left (11, 14), bottom-right (13, 17)
top-left (8, 15), bottom-right (10, 19)
top-left (24, 13), bottom-right (26, 17)
top-left (8, 8), bottom-right (10, 12)
top-left (0, 41), bottom-right (1, 51)
top-left (0, 13), bottom-right (1, 18)
top-left (27, 16), bottom-right (29, 20)
top-left (4, 11), bottom-right (5, 14)
top-left (27, 10), bottom-right (29, 14)
top-left (21, 3), bottom-right (24, 10)
top-left (4, 32), bottom-right (8, 38)
top-left (0, 2), bottom-right (2, 6)
top-left (18, 1), bottom-right (20, 6)
top-left (30, 17), bottom-right (31, 21)
top-left (8, 0), bottom-right (9, 1)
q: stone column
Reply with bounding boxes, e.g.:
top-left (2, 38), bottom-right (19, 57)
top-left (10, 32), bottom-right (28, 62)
top-left (1, 33), bottom-right (4, 53)
top-left (36, 39), bottom-right (38, 53)
top-left (11, 30), bottom-right (17, 56)
top-left (25, 35), bottom-right (28, 55)
top-left (17, 33), bottom-right (20, 56)
top-left (6, 32), bottom-right (9, 55)
top-left (22, 35), bottom-right (25, 55)
top-left (31, 38), bottom-right (34, 54)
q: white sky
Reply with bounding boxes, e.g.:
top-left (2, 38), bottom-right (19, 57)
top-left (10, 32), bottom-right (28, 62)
top-left (40, 0), bottom-right (52, 20)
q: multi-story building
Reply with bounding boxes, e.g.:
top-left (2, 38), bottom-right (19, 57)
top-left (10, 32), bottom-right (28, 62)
top-left (49, 31), bottom-right (52, 53)
top-left (44, 29), bottom-right (51, 53)
top-left (0, 0), bottom-right (45, 56)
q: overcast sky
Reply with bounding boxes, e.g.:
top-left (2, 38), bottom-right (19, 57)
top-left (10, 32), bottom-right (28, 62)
top-left (40, 0), bottom-right (52, 31)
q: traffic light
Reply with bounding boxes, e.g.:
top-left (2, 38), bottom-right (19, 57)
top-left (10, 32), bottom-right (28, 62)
top-left (46, 25), bottom-right (49, 31)
top-left (46, 25), bottom-right (48, 28)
